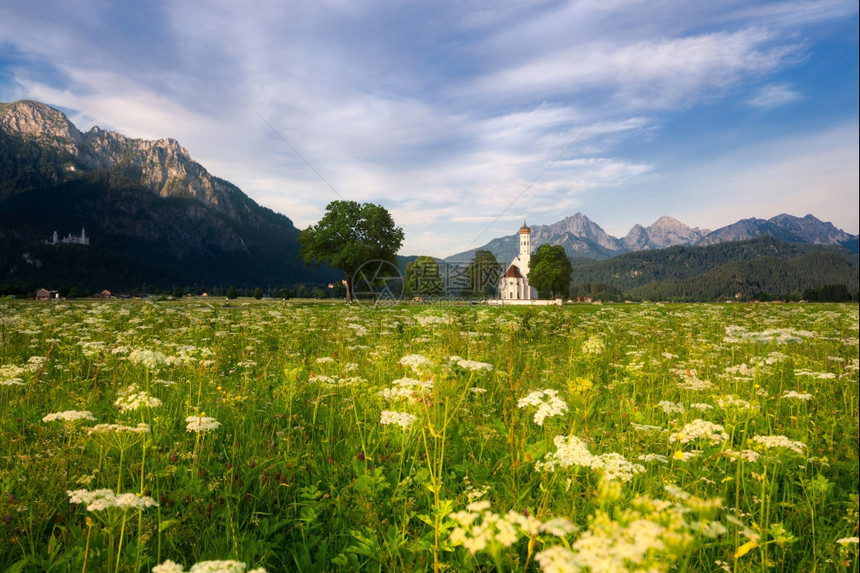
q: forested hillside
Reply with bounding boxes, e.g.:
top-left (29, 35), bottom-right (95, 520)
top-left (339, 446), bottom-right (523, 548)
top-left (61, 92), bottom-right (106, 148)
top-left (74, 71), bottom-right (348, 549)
top-left (569, 236), bottom-right (858, 301)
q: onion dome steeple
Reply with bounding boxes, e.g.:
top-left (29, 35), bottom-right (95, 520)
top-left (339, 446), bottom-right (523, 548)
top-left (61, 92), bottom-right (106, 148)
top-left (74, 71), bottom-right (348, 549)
top-left (519, 219), bottom-right (531, 234)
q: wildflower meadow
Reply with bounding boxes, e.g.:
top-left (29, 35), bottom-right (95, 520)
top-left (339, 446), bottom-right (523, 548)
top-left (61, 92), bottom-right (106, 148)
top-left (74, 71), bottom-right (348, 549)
top-left (0, 299), bottom-right (857, 572)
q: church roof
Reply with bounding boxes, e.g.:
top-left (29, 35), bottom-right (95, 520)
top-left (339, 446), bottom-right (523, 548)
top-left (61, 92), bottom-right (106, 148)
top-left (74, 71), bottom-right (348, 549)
top-left (519, 220), bottom-right (531, 234)
top-left (503, 265), bottom-right (524, 278)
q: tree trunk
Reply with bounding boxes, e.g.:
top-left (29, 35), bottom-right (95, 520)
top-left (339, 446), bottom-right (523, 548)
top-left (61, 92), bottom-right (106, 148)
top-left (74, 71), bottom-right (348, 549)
top-left (344, 270), bottom-right (353, 303)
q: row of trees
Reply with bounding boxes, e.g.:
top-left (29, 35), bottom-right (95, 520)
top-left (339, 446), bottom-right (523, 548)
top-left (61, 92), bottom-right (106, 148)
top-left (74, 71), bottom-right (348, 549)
top-left (296, 201), bottom-right (860, 304)
top-left (296, 200), bottom-right (581, 302)
top-left (403, 250), bottom-right (502, 298)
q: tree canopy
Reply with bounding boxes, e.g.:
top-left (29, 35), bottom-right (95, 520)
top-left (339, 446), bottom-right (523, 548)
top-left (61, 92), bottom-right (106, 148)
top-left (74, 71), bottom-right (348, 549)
top-left (404, 256), bottom-right (444, 298)
top-left (465, 249), bottom-right (501, 297)
top-left (298, 201), bottom-right (404, 302)
top-left (528, 244), bottom-right (573, 299)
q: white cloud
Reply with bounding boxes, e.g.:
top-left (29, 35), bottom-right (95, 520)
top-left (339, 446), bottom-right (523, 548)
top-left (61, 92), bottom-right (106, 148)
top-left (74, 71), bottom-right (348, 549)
top-left (469, 28), bottom-right (802, 110)
top-left (747, 83), bottom-right (802, 108)
top-left (1, 0), bottom-right (856, 259)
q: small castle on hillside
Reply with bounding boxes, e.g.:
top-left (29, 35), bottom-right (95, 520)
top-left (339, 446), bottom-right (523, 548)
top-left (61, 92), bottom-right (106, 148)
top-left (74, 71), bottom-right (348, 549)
top-left (45, 228), bottom-right (90, 246)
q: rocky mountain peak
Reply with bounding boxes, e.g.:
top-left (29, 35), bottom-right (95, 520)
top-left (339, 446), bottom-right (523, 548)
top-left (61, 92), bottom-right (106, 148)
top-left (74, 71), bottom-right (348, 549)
top-left (448, 211), bottom-right (855, 263)
top-left (650, 215), bottom-right (682, 229)
top-left (535, 213), bottom-right (620, 250)
top-left (621, 216), bottom-right (708, 251)
top-left (0, 100), bottom-right (83, 153)
top-left (0, 100), bottom-right (240, 216)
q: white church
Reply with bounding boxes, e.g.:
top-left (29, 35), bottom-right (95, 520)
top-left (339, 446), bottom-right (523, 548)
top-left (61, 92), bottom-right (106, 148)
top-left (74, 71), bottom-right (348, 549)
top-left (499, 221), bottom-right (538, 300)
top-left (492, 221), bottom-right (562, 305)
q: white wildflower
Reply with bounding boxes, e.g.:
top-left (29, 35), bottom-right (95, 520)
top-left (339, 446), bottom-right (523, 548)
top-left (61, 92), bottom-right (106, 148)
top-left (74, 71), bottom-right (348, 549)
top-left (448, 503), bottom-right (538, 556)
top-left (794, 369), bottom-right (836, 380)
top-left (67, 488), bottom-right (158, 512)
top-left (153, 560), bottom-right (267, 573)
top-left (535, 546), bottom-right (581, 573)
top-left (455, 359), bottom-right (493, 372)
top-left (465, 484), bottom-right (491, 503)
top-left (725, 449), bottom-right (761, 463)
top-left (505, 510), bottom-right (542, 537)
top-left (590, 452), bottom-right (646, 482)
top-left (540, 518), bottom-right (579, 537)
top-left (415, 314), bottom-right (450, 327)
top-left (581, 336), bottom-right (605, 355)
top-left (24, 356), bottom-right (45, 372)
top-left (673, 450), bottom-right (703, 462)
top-left (185, 416), bottom-right (221, 433)
top-left (536, 435), bottom-right (593, 473)
top-left (725, 363), bottom-right (756, 376)
top-left (631, 423), bottom-right (667, 433)
top-left (637, 454), bottom-right (669, 464)
top-left (766, 351), bottom-right (789, 364)
top-left (723, 326), bottom-right (813, 344)
top-left (346, 323), bottom-right (368, 336)
top-left (128, 349), bottom-right (168, 369)
top-left (669, 419), bottom-right (728, 445)
top-left (189, 562), bottom-right (263, 573)
top-left (399, 354), bottom-right (432, 371)
top-left (379, 410), bottom-right (417, 429)
top-left (43, 410), bottom-right (97, 423)
top-left (152, 561), bottom-right (186, 573)
top-left (115, 386), bottom-right (162, 411)
top-left (378, 387), bottom-right (415, 402)
top-left (0, 364), bottom-right (26, 381)
top-left (689, 403), bottom-right (714, 411)
top-left (750, 435), bottom-right (806, 455)
top-left (781, 390), bottom-right (813, 401)
top-left (677, 374), bottom-right (713, 391)
top-left (379, 377), bottom-right (432, 403)
top-left (657, 400), bottom-right (685, 414)
top-left (517, 389), bottom-right (569, 426)
top-left (89, 423), bottom-right (151, 434)
top-left (716, 395), bottom-right (753, 410)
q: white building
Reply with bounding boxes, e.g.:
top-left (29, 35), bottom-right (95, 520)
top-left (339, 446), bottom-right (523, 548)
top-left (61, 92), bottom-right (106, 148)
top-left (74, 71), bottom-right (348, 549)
top-left (499, 221), bottom-right (539, 300)
top-left (47, 228), bottom-right (90, 246)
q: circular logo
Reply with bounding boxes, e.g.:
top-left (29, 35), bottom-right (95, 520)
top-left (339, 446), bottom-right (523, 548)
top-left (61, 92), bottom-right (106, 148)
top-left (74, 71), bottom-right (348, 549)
top-left (352, 260), bottom-right (404, 306)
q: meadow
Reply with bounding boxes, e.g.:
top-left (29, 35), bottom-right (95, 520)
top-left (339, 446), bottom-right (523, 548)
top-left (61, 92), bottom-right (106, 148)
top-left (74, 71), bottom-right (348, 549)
top-left (0, 299), bottom-right (857, 572)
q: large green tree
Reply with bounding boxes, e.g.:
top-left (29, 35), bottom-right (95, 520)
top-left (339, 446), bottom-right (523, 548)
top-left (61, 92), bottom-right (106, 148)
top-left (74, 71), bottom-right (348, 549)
top-left (528, 244), bottom-right (573, 299)
top-left (298, 201), bottom-right (404, 302)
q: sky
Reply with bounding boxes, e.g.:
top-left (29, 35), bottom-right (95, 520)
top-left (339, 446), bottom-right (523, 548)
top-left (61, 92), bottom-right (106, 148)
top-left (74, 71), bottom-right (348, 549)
top-left (0, 0), bottom-right (857, 257)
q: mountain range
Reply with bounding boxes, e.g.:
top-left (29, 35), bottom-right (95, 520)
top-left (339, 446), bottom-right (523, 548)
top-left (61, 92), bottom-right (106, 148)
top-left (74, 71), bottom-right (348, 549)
top-left (0, 100), bottom-right (338, 293)
top-left (0, 99), bottom-right (856, 298)
top-left (447, 213), bottom-right (858, 263)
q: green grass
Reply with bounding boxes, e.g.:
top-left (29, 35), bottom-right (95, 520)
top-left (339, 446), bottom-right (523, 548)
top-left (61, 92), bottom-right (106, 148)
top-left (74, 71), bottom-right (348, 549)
top-left (0, 300), bottom-right (857, 572)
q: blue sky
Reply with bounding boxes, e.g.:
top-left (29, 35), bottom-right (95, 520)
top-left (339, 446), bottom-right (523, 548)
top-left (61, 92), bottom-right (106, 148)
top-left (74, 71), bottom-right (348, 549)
top-left (1, 0), bottom-right (857, 257)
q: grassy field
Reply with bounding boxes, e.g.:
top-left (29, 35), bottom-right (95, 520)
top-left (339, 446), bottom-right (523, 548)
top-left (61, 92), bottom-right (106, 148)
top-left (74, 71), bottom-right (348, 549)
top-left (0, 299), bottom-right (857, 572)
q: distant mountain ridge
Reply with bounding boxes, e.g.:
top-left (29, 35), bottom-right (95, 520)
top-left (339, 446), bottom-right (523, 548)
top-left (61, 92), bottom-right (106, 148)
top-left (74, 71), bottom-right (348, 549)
top-left (0, 100), bottom-right (247, 217)
top-left (569, 235), bottom-right (858, 301)
top-left (447, 212), bottom-right (857, 263)
top-left (1, 99), bottom-right (856, 299)
top-left (0, 99), bottom-right (338, 292)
